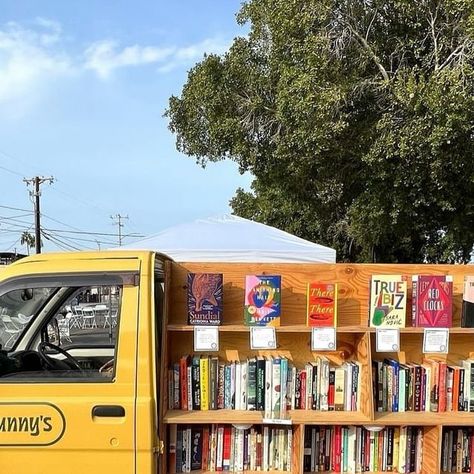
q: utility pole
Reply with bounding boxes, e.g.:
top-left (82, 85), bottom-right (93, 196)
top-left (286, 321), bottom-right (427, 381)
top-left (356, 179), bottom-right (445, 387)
top-left (111, 214), bottom-right (128, 246)
top-left (24, 176), bottom-right (54, 254)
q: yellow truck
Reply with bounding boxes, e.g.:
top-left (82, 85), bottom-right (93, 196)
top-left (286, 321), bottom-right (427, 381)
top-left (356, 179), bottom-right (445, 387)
top-left (0, 250), bottom-right (168, 474)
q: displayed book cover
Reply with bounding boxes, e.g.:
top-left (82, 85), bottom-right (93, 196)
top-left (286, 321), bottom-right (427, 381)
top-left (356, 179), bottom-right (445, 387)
top-left (369, 275), bottom-right (407, 327)
top-left (187, 273), bottom-right (223, 325)
top-left (412, 275), bottom-right (453, 327)
top-left (462, 276), bottom-right (474, 328)
top-left (244, 275), bottom-right (281, 326)
top-left (306, 282), bottom-right (338, 327)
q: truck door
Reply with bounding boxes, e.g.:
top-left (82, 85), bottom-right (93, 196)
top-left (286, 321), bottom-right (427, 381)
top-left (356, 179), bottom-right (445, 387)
top-left (0, 258), bottom-right (140, 474)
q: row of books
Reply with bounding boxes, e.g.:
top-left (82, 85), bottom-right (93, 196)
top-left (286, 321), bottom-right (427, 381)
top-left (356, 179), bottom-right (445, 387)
top-left (188, 273), bottom-right (337, 327)
top-left (442, 427), bottom-right (474, 472)
top-left (188, 272), bottom-right (474, 329)
top-left (373, 358), bottom-right (474, 413)
top-left (303, 425), bottom-right (423, 473)
top-left (169, 424), bottom-right (293, 473)
top-left (168, 355), bottom-right (361, 415)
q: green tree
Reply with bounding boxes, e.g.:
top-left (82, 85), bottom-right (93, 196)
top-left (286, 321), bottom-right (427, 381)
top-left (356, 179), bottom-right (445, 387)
top-left (20, 231), bottom-right (35, 255)
top-left (166, 0), bottom-right (474, 262)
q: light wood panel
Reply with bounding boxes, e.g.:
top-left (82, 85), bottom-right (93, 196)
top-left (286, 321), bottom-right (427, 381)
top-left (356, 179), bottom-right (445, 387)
top-left (168, 331), bottom-right (365, 368)
top-left (169, 262), bottom-right (471, 328)
top-left (163, 262), bottom-right (474, 473)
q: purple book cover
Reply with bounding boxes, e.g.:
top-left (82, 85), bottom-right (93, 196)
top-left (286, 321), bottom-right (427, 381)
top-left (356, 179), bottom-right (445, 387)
top-left (187, 273), bottom-right (223, 325)
top-left (244, 275), bottom-right (281, 326)
top-left (412, 275), bottom-right (453, 327)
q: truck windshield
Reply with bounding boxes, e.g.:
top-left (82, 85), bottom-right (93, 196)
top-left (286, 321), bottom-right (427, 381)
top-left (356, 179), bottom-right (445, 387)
top-left (0, 287), bottom-right (56, 350)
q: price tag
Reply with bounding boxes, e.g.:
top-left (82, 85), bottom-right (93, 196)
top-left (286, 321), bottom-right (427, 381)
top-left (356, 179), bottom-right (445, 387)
top-left (193, 326), bottom-right (219, 352)
top-left (250, 327), bottom-right (277, 350)
top-left (311, 327), bottom-right (336, 351)
top-left (376, 328), bottom-right (400, 352)
top-left (423, 328), bottom-right (449, 354)
top-left (262, 418), bottom-right (292, 426)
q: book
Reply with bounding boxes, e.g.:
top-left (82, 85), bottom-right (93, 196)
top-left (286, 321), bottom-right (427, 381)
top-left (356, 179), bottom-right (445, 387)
top-left (306, 282), bottom-right (338, 327)
top-left (462, 276), bottom-right (474, 327)
top-left (187, 273), bottom-right (223, 325)
top-left (369, 275), bottom-right (407, 327)
top-left (244, 275), bottom-right (281, 326)
top-left (412, 275), bottom-right (453, 327)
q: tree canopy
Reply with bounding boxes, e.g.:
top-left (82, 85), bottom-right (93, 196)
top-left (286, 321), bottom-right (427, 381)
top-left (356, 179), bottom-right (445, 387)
top-left (166, 0), bottom-right (474, 262)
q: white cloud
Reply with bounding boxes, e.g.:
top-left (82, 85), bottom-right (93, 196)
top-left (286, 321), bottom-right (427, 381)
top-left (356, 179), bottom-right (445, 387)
top-left (85, 37), bottom-right (231, 78)
top-left (158, 38), bottom-right (231, 73)
top-left (0, 16), bottom-right (233, 114)
top-left (0, 20), bottom-right (72, 111)
top-left (84, 40), bottom-right (175, 79)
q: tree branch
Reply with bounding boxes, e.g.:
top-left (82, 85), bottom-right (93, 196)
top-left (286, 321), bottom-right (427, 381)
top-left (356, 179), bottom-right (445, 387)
top-left (438, 40), bottom-right (469, 71)
top-left (345, 21), bottom-right (390, 81)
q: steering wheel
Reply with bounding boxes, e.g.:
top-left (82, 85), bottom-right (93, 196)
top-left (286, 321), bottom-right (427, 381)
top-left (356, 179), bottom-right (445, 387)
top-left (38, 341), bottom-right (84, 372)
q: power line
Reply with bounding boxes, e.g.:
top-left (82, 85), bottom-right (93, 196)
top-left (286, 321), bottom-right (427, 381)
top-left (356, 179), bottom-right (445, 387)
top-left (0, 204), bottom-right (32, 213)
top-left (0, 164), bottom-right (24, 178)
top-left (41, 227), bottom-right (143, 238)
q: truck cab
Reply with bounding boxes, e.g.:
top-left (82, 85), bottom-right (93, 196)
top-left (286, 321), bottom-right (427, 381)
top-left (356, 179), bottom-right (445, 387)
top-left (0, 251), bottom-right (167, 474)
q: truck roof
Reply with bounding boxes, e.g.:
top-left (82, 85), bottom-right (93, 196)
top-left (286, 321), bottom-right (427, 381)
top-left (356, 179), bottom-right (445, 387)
top-left (5, 250), bottom-right (173, 268)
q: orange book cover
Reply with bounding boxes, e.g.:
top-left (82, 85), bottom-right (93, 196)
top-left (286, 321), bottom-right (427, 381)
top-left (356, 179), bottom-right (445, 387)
top-left (306, 282), bottom-right (337, 327)
top-left (452, 367), bottom-right (460, 412)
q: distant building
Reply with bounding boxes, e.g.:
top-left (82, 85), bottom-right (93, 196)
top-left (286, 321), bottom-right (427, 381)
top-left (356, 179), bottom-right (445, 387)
top-left (0, 252), bottom-right (26, 265)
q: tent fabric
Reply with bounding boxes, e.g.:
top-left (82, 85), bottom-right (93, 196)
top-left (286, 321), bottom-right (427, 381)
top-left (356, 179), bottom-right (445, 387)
top-left (117, 215), bottom-right (336, 263)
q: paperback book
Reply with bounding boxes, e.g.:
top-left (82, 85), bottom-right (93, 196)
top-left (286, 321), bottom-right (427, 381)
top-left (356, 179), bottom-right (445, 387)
top-left (462, 276), bottom-right (474, 328)
top-left (306, 282), bottom-right (338, 327)
top-left (187, 273), bottom-right (223, 325)
top-left (412, 275), bottom-right (453, 327)
top-left (244, 275), bottom-right (281, 326)
top-left (368, 275), bottom-right (407, 328)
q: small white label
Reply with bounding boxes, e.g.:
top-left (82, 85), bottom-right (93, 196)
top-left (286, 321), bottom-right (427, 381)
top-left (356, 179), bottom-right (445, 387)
top-left (311, 327), bottom-right (336, 351)
top-left (376, 328), bottom-right (400, 352)
top-left (423, 328), bottom-right (449, 354)
top-left (193, 326), bottom-right (219, 352)
top-left (262, 418), bottom-right (292, 426)
top-left (250, 327), bottom-right (277, 350)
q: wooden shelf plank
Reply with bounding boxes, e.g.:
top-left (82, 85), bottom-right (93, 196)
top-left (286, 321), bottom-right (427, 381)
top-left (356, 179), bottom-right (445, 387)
top-left (167, 324), bottom-right (369, 333)
top-left (168, 325), bottom-right (474, 334)
top-left (375, 411), bottom-right (474, 426)
top-left (164, 409), bottom-right (370, 425)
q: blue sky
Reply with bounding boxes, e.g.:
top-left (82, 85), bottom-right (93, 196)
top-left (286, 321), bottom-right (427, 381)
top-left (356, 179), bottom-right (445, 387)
top-left (0, 0), bottom-right (252, 253)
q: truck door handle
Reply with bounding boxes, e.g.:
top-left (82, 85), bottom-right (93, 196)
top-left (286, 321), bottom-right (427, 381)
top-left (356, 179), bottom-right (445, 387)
top-left (92, 405), bottom-right (125, 417)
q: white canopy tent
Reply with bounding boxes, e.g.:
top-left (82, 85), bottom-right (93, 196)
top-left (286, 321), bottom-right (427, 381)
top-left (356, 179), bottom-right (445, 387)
top-left (117, 215), bottom-right (336, 263)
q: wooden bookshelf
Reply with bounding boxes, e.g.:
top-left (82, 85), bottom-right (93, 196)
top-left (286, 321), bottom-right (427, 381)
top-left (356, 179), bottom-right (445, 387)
top-left (162, 262), bottom-right (474, 474)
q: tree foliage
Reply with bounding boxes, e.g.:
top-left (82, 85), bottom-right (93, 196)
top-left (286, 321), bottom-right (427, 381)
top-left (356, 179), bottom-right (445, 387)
top-left (166, 0), bottom-right (474, 262)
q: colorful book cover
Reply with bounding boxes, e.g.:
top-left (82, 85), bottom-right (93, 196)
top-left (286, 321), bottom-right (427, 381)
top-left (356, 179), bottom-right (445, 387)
top-left (187, 273), bottom-right (223, 325)
top-left (462, 276), bottom-right (474, 327)
top-left (306, 282), bottom-right (338, 327)
top-left (412, 275), bottom-right (453, 327)
top-left (369, 275), bottom-right (407, 328)
top-left (244, 275), bottom-right (281, 326)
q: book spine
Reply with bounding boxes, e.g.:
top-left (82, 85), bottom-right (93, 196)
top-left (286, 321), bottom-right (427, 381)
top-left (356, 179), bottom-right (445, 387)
top-left (412, 276), bottom-right (418, 327)
top-left (217, 364), bottom-right (225, 410)
top-left (222, 426), bottom-right (231, 471)
top-left (210, 357), bottom-right (219, 410)
top-left (272, 358), bottom-right (282, 418)
top-left (459, 368), bottom-right (466, 411)
top-left (247, 358), bottom-right (257, 411)
top-left (192, 357), bottom-right (201, 410)
top-left (264, 358), bottom-right (273, 418)
top-left (414, 365), bottom-right (422, 411)
top-left (256, 358), bottom-right (266, 411)
top-left (470, 363), bottom-right (474, 412)
top-left (200, 356), bottom-right (209, 411)
top-left (180, 357), bottom-right (189, 410)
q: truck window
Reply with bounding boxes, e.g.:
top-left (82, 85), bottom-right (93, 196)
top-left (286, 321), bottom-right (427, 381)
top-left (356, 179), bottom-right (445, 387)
top-left (0, 283), bottom-right (122, 381)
